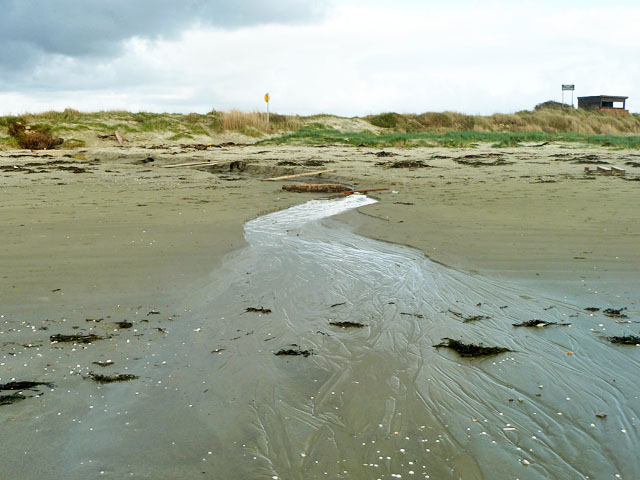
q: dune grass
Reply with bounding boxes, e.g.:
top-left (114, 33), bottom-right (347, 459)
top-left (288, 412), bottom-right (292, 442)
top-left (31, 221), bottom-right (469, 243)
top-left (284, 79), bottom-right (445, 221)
top-left (1, 105), bottom-right (639, 149)
top-left (0, 108), bottom-right (302, 146)
top-left (365, 108), bottom-right (640, 136)
top-left (260, 127), bottom-right (640, 149)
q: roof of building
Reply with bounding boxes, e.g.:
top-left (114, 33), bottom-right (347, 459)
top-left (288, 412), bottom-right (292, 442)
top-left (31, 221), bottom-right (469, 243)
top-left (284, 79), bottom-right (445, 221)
top-left (577, 95), bottom-right (628, 101)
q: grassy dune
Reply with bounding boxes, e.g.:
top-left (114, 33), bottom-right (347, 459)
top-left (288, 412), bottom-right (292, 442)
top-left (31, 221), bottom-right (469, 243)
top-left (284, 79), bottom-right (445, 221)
top-left (364, 108), bottom-right (640, 136)
top-left (0, 109), bottom-right (302, 148)
top-left (259, 127), bottom-right (640, 149)
top-left (1, 106), bottom-right (640, 149)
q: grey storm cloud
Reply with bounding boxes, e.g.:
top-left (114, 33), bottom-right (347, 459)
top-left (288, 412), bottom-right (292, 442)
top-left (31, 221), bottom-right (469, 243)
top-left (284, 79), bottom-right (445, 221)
top-left (0, 0), bottom-right (328, 68)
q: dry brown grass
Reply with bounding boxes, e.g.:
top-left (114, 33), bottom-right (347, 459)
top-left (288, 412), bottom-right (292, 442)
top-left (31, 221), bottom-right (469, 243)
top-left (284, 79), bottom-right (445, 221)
top-left (0, 109), bottom-right (303, 148)
top-left (222, 110), bottom-right (302, 133)
top-left (223, 110), bottom-right (268, 131)
top-left (365, 108), bottom-right (640, 135)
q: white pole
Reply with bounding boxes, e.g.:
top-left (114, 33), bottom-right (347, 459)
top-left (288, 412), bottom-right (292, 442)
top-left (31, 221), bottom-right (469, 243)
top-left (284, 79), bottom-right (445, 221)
top-left (267, 100), bottom-right (269, 125)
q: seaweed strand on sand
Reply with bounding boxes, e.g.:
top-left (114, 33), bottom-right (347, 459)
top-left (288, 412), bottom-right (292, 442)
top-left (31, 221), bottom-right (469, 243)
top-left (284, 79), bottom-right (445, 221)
top-left (274, 345), bottom-right (313, 357)
top-left (329, 321), bottom-right (367, 328)
top-left (513, 319), bottom-right (571, 328)
top-left (0, 381), bottom-right (55, 391)
top-left (88, 372), bottom-right (139, 384)
top-left (50, 333), bottom-right (104, 344)
top-left (0, 381), bottom-right (56, 407)
top-left (607, 335), bottom-right (640, 345)
top-left (245, 307), bottom-right (271, 314)
top-left (433, 338), bottom-right (512, 357)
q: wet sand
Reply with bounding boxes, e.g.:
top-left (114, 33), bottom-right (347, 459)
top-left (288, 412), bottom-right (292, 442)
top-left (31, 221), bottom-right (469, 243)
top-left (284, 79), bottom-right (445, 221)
top-left (1, 143), bottom-right (639, 479)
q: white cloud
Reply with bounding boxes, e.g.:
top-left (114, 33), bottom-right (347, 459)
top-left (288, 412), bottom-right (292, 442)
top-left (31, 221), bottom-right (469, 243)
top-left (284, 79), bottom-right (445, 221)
top-left (2, 3), bottom-right (639, 115)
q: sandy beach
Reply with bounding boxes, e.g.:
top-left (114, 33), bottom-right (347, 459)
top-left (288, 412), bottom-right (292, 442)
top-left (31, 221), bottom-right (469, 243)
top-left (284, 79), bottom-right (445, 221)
top-left (2, 141), bottom-right (640, 479)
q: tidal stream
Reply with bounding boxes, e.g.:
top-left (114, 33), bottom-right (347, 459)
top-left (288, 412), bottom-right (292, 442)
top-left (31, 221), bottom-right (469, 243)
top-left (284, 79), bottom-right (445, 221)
top-left (52, 195), bottom-right (640, 478)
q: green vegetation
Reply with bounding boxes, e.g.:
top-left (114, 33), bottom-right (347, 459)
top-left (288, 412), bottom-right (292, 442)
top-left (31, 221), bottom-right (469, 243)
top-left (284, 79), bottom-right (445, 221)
top-left (1, 104), bottom-right (639, 150)
top-left (168, 132), bottom-right (195, 141)
top-left (0, 109), bottom-right (301, 147)
top-left (61, 138), bottom-right (86, 148)
top-left (260, 127), bottom-right (640, 149)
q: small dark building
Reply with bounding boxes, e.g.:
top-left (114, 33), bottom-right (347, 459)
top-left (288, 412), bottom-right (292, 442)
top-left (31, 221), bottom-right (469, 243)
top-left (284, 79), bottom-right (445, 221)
top-left (578, 95), bottom-right (628, 115)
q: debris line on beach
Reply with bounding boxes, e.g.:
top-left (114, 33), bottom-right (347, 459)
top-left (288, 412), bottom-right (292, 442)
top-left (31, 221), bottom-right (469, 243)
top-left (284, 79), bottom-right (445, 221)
top-left (283, 183), bottom-right (350, 193)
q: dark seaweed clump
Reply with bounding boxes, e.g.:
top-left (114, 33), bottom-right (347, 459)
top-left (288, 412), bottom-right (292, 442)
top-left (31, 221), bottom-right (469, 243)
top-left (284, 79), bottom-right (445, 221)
top-left (0, 393), bottom-right (27, 405)
top-left (377, 159), bottom-right (428, 168)
top-left (607, 335), bottom-right (640, 345)
top-left (584, 307), bottom-right (600, 312)
top-left (115, 321), bottom-right (133, 329)
top-left (50, 333), bottom-right (104, 344)
top-left (92, 360), bottom-right (114, 368)
top-left (0, 381), bottom-right (55, 407)
top-left (274, 345), bottom-right (313, 357)
top-left (513, 319), bottom-right (571, 328)
top-left (448, 310), bottom-right (490, 323)
top-left (463, 315), bottom-right (491, 323)
top-left (0, 381), bottom-right (55, 391)
top-left (603, 308), bottom-right (628, 319)
top-left (329, 321), bottom-right (367, 328)
top-left (88, 372), bottom-right (139, 384)
top-left (433, 338), bottom-right (512, 357)
top-left (246, 307), bottom-right (271, 314)
top-left (374, 151), bottom-right (397, 157)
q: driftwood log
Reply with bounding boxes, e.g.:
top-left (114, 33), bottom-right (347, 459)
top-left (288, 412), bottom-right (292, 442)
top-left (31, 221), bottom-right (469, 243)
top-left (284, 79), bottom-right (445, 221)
top-left (98, 131), bottom-right (127, 145)
top-left (262, 169), bottom-right (336, 181)
top-left (282, 183), bottom-right (350, 193)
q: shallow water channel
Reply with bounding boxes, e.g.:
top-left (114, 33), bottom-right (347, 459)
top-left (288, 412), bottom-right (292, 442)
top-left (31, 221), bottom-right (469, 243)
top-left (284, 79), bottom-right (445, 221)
top-left (7, 195), bottom-right (638, 479)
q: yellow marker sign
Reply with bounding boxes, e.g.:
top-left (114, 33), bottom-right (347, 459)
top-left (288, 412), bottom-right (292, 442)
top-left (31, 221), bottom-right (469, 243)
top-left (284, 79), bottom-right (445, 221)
top-left (264, 93), bottom-right (270, 103)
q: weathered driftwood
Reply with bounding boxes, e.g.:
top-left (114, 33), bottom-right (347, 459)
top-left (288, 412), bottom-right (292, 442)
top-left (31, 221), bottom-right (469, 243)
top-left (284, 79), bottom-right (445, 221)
top-left (262, 169), bottom-right (336, 181)
top-left (115, 130), bottom-right (125, 146)
top-left (282, 183), bottom-right (350, 193)
top-left (99, 131), bottom-right (127, 145)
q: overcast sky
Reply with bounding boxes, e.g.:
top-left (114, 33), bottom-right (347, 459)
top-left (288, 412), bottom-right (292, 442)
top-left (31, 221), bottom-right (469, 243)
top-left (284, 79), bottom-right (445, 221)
top-left (1, 0), bottom-right (638, 116)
